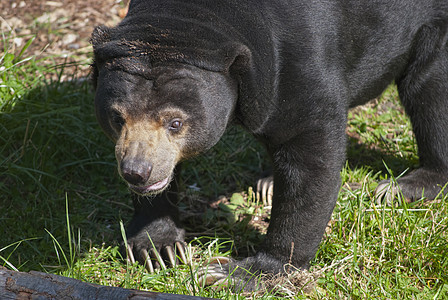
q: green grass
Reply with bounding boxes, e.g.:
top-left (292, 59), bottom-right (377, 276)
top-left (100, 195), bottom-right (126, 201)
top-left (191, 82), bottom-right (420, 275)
top-left (1, 33), bottom-right (447, 299)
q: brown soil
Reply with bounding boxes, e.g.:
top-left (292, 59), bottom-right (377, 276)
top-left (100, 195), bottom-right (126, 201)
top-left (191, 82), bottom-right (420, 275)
top-left (1, 0), bottom-right (128, 78)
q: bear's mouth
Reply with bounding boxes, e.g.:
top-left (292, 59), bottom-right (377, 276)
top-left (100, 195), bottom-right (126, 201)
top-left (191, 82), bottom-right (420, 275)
top-left (129, 177), bottom-right (170, 195)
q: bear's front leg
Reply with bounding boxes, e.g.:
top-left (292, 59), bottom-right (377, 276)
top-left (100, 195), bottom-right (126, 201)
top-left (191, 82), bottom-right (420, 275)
top-left (200, 127), bottom-right (346, 291)
top-left (260, 138), bottom-right (343, 270)
top-left (124, 169), bottom-right (186, 272)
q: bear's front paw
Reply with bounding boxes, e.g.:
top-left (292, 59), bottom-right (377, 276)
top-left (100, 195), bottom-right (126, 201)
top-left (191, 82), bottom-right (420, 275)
top-left (197, 253), bottom-right (286, 292)
top-left (123, 216), bottom-right (187, 272)
top-left (375, 168), bottom-right (448, 205)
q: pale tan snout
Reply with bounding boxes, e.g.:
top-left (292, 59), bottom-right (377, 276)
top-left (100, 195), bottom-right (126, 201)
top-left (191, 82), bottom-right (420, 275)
top-left (114, 120), bottom-right (180, 195)
top-left (119, 140), bottom-right (153, 186)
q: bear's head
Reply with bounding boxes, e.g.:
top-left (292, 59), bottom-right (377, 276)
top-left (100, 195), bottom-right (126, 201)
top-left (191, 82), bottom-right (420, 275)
top-left (91, 25), bottom-right (250, 195)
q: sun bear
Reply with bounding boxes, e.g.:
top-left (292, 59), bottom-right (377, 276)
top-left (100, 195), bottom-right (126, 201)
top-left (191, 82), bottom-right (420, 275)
top-left (91, 0), bottom-right (448, 290)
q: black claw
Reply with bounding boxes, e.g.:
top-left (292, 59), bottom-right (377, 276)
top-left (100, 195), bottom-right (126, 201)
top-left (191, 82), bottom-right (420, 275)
top-left (151, 248), bottom-right (166, 270)
top-left (256, 179), bottom-right (262, 204)
top-left (375, 182), bottom-right (387, 204)
top-left (197, 261), bottom-right (234, 290)
top-left (197, 263), bottom-right (228, 277)
top-left (267, 181), bottom-right (274, 206)
top-left (197, 266), bottom-right (228, 286)
top-left (176, 241), bottom-right (187, 264)
top-left (207, 256), bottom-right (230, 265)
top-left (141, 248), bottom-right (155, 273)
top-left (126, 244), bottom-right (136, 264)
top-left (262, 178), bottom-right (269, 205)
top-left (165, 245), bottom-right (176, 267)
top-left (375, 181), bottom-right (399, 205)
top-left (125, 241), bottom-right (188, 272)
top-left (257, 176), bottom-right (274, 206)
top-left (199, 274), bottom-right (218, 286)
top-left (212, 278), bottom-right (230, 291)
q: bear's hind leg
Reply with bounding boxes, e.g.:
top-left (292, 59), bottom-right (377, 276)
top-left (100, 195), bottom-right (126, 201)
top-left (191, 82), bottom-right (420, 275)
top-left (377, 30), bottom-right (448, 202)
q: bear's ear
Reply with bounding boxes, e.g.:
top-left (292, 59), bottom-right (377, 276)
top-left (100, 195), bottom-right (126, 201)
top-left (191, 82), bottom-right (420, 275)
top-left (224, 44), bottom-right (252, 74)
top-left (90, 25), bottom-right (111, 49)
top-left (91, 26), bottom-right (111, 89)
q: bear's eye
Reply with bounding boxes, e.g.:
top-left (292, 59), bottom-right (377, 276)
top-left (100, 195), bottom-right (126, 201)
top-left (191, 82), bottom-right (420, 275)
top-left (111, 111), bottom-right (125, 129)
top-left (168, 119), bottom-right (183, 132)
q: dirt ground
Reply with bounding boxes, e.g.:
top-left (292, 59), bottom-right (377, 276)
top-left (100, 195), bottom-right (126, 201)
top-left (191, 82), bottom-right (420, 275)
top-left (1, 0), bottom-right (129, 77)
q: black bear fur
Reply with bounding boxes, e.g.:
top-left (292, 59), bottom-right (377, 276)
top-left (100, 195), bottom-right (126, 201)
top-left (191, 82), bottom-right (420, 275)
top-left (91, 0), bottom-right (448, 290)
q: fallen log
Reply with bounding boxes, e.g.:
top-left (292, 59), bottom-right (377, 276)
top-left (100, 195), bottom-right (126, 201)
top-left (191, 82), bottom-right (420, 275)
top-left (0, 267), bottom-right (214, 299)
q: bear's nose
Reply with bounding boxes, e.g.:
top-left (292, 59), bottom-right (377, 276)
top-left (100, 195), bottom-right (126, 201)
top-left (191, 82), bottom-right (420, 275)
top-left (121, 160), bottom-right (152, 186)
